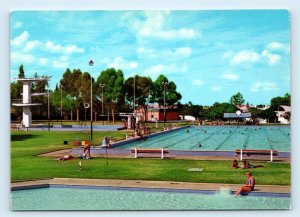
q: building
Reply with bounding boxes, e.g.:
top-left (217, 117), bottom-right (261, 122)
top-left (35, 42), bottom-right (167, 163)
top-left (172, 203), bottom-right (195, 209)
top-left (275, 105), bottom-right (291, 124)
top-left (135, 104), bottom-right (180, 122)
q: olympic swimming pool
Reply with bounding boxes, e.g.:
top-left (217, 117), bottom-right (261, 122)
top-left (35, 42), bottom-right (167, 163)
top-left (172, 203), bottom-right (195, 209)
top-left (11, 185), bottom-right (290, 210)
top-left (117, 126), bottom-right (290, 152)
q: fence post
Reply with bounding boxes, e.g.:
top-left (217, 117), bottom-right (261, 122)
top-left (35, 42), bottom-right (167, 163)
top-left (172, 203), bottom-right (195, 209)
top-left (161, 148), bottom-right (164, 159)
top-left (240, 149), bottom-right (243, 161)
top-left (270, 150), bottom-right (273, 162)
top-left (134, 148), bottom-right (137, 158)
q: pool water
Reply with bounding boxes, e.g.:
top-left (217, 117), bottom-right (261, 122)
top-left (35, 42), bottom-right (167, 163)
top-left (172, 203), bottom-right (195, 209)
top-left (119, 126), bottom-right (290, 152)
top-left (11, 186), bottom-right (290, 210)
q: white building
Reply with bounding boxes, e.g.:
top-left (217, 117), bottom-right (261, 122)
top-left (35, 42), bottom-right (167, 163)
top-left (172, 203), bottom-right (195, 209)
top-left (275, 105), bottom-right (291, 124)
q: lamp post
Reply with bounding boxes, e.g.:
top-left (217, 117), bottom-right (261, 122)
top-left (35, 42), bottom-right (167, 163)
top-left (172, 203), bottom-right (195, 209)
top-left (133, 75), bottom-right (136, 130)
top-left (89, 59), bottom-right (94, 140)
top-left (162, 81), bottom-right (168, 127)
top-left (48, 90), bottom-right (50, 132)
top-left (60, 84), bottom-right (63, 125)
top-left (100, 84), bottom-right (105, 125)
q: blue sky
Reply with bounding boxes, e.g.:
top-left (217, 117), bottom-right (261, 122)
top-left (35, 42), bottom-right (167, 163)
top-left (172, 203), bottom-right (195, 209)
top-left (10, 10), bottom-right (290, 105)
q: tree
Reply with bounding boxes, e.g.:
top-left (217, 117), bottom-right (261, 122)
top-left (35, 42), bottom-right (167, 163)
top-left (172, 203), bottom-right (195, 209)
top-left (96, 68), bottom-right (124, 123)
top-left (124, 75), bottom-right (152, 121)
top-left (230, 92), bottom-right (245, 106)
top-left (270, 93), bottom-right (291, 110)
top-left (181, 101), bottom-right (203, 119)
top-left (18, 64), bottom-right (25, 79)
top-left (149, 74), bottom-right (182, 123)
top-left (59, 68), bottom-right (83, 121)
top-left (200, 102), bottom-right (236, 121)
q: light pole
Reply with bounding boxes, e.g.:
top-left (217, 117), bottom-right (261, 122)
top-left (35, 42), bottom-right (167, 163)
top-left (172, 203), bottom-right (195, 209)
top-left (60, 84), bottom-right (63, 125)
top-left (133, 75), bottom-right (137, 130)
top-left (48, 90), bottom-right (50, 132)
top-left (100, 84), bottom-right (105, 125)
top-left (89, 59), bottom-right (94, 140)
top-left (162, 81), bottom-right (168, 127)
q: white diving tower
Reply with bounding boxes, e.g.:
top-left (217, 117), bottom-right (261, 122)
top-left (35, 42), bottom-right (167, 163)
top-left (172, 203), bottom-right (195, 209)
top-left (12, 77), bottom-right (50, 128)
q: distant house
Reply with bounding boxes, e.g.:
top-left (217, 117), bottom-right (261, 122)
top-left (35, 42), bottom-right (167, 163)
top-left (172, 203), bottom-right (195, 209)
top-left (275, 105), bottom-right (291, 124)
top-left (179, 115), bottom-right (196, 121)
top-left (135, 104), bottom-right (180, 122)
top-left (236, 104), bottom-right (250, 112)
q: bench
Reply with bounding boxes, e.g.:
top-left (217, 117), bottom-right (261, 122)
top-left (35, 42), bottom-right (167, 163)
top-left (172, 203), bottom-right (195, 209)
top-left (235, 149), bottom-right (278, 162)
top-left (131, 148), bottom-right (169, 159)
top-left (73, 140), bottom-right (90, 146)
top-left (11, 124), bottom-right (21, 130)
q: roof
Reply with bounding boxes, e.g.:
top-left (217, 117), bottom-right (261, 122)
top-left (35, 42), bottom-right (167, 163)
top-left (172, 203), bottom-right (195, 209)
top-left (279, 105), bottom-right (291, 112)
top-left (223, 112), bottom-right (252, 118)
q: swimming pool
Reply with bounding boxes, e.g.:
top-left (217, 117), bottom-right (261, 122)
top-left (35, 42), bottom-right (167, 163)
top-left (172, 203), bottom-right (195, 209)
top-left (11, 186), bottom-right (290, 210)
top-left (118, 126), bottom-right (290, 152)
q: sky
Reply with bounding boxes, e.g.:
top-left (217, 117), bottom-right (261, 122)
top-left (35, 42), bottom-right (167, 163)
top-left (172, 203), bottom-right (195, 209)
top-left (10, 10), bottom-right (290, 105)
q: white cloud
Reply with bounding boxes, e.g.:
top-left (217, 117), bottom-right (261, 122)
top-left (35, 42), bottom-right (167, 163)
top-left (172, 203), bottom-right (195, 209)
top-left (261, 50), bottom-right (281, 65)
top-left (212, 86), bottom-right (221, 91)
top-left (144, 63), bottom-right (188, 76)
top-left (231, 50), bottom-right (260, 65)
top-left (23, 40), bottom-right (42, 52)
top-left (173, 47), bottom-right (192, 57)
top-left (144, 64), bottom-right (165, 75)
top-left (11, 31), bottom-right (29, 46)
top-left (39, 58), bottom-right (48, 66)
top-left (267, 42), bottom-right (289, 52)
top-left (137, 47), bottom-right (156, 58)
top-left (137, 46), bottom-right (192, 59)
top-left (46, 41), bottom-right (62, 52)
top-left (192, 79), bottom-right (204, 86)
top-left (11, 52), bottom-right (35, 63)
top-left (45, 41), bottom-right (84, 54)
top-left (105, 56), bottom-right (138, 70)
top-left (127, 11), bottom-right (199, 40)
top-left (64, 44), bottom-right (84, 54)
top-left (251, 81), bottom-right (279, 92)
top-left (52, 59), bottom-right (69, 68)
top-left (222, 72), bottom-right (239, 80)
top-left (12, 21), bottom-right (23, 29)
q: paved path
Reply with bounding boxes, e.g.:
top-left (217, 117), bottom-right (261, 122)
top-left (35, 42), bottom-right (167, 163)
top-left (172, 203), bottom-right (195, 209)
top-left (11, 178), bottom-right (290, 194)
top-left (40, 148), bottom-right (291, 162)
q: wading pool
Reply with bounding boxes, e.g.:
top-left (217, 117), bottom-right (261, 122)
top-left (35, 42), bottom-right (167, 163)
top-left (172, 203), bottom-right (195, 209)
top-left (11, 185), bottom-right (290, 210)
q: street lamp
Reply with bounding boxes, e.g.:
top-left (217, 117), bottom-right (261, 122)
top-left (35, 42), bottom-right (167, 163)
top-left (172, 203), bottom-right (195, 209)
top-left (162, 81), bottom-right (168, 127)
top-left (100, 84), bottom-right (105, 125)
top-left (48, 90), bottom-right (50, 132)
top-left (60, 84), bottom-right (63, 125)
top-left (89, 59), bottom-right (94, 140)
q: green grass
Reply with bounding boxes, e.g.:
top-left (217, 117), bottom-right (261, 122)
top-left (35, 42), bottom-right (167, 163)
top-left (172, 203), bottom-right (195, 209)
top-left (11, 130), bottom-right (291, 185)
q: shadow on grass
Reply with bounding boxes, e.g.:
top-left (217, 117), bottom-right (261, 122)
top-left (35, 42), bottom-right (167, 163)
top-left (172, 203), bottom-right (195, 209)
top-left (11, 134), bottom-right (39, 141)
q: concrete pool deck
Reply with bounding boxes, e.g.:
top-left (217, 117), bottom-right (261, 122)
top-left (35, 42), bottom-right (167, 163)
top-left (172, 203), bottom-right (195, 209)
top-left (11, 178), bottom-right (290, 195)
top-left (40, 148), bottom-right (291, 162)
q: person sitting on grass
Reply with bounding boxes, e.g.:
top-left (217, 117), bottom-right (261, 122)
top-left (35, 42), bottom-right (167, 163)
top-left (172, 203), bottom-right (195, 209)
top-left (236, 171), bottom-right (255, 196)
top-left (232, 159), bottom-right (240, 169)
top-left (58, 154), bottom-right (74, 161)
top-left (242, 160), bottom-right (263, 169)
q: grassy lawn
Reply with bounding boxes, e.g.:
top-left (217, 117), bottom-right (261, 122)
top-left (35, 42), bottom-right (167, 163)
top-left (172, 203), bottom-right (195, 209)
top-left (11, 130), bottom-right (291, 185)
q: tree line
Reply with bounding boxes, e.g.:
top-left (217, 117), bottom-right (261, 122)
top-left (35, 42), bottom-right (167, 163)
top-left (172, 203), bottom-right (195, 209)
top-left (11, 65), bottom-right (182, 123)
top-left (11, 65), bottom-right (290, 123)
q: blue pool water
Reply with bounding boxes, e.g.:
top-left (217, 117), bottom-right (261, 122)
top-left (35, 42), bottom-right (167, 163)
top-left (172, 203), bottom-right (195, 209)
top-left (11, 186), bottom-right (290, 210)
top-left (119, 126), bottom-right (290, 152)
